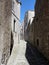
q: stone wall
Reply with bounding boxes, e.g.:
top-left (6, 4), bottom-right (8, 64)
top-left (0, 0), bottom-right (12, 65)
top-left (24, 11), bottom-right (35, 41)
top-left (24, 0), bottom-right (49, 60)
top-left (34, 0), bottom-right (49, 60)
top-left (12, 0), bottom-right (21, 45)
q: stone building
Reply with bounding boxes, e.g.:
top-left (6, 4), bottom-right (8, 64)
top-left (27, 18), bottom-right (35, 43)
top-left (0, 0), bottom-right (12, 65)
top-left (12, 0), bottom-right (21, 44)
top-left (34, 0), bottom-right (49, 60)
top-left (0, 0), bottom-right (21, 65)
top-left (20, 21), bottom-right (24, 40)
top-left (24, 0), bottom-right (49, 60)
top-left (24, 11), bottom-right (35, 41)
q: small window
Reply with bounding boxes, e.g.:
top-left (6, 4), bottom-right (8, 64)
top-left (37, 39), bottom-right (39, 46)
top-left (36, 17), bottom-right (38, 21)
top-left (13, 19), bottom-right (16, 32)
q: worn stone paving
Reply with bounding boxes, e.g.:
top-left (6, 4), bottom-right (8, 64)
top-left (7, 40), bottom-right (49, 65)
top-left (7, 40), bottom-right (29, 65)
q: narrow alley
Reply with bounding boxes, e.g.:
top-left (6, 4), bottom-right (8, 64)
top-left (7, 40), bottom-right (29, 65)
top-left (7, 40), bottom-right (49, 65)
top-left (0, 0), bottom-right (49, 65)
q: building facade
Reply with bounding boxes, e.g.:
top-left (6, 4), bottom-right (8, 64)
top-left (24, 11), bottom-right (35, 41)
top-left (0, 0), bottom-right (21, 65)
top-left (20, 21), bottom-right (24, 40)
top-left (24, 0), bottom-right (49, 60)
top-left (34, 0), bottom-right (49, 60)
top-left (0, 0), bottom-right (12, 65)
top-left (12, 0), bottom-right (21, 44)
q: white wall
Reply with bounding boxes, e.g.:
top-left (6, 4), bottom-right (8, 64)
top-left (24, 11), bottom-right (35, 31)
top-left (12, 0), bottom-right (20, 33)
top-left (11, 0), bottom-right (21, 44)
top-left (28, 11), bottom-right (35, 25)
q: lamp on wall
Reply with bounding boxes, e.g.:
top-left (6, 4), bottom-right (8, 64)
top-left (16, 0), bottom-right (22, 5)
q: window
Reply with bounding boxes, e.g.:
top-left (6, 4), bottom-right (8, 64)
top-left (13, 19), bottom-right (16, 32)
top-left (37, 39), bottom-right (39, 46)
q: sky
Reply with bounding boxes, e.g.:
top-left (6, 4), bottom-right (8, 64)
top-left (20, 0), bottom-right (36, 23)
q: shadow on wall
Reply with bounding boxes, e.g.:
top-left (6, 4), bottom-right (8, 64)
top-left (10, 32), bottom-right (14, 55)
top-left (25, 42), bottom-right (49, 65)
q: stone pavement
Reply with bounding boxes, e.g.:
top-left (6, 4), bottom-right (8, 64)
top-left (7, 40), bottom-right (29, 65)
top-left (7, 40), bottom-right (49, 65)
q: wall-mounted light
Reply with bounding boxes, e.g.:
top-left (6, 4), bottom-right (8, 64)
top-left (16, 0), bottom-right (22, 5)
